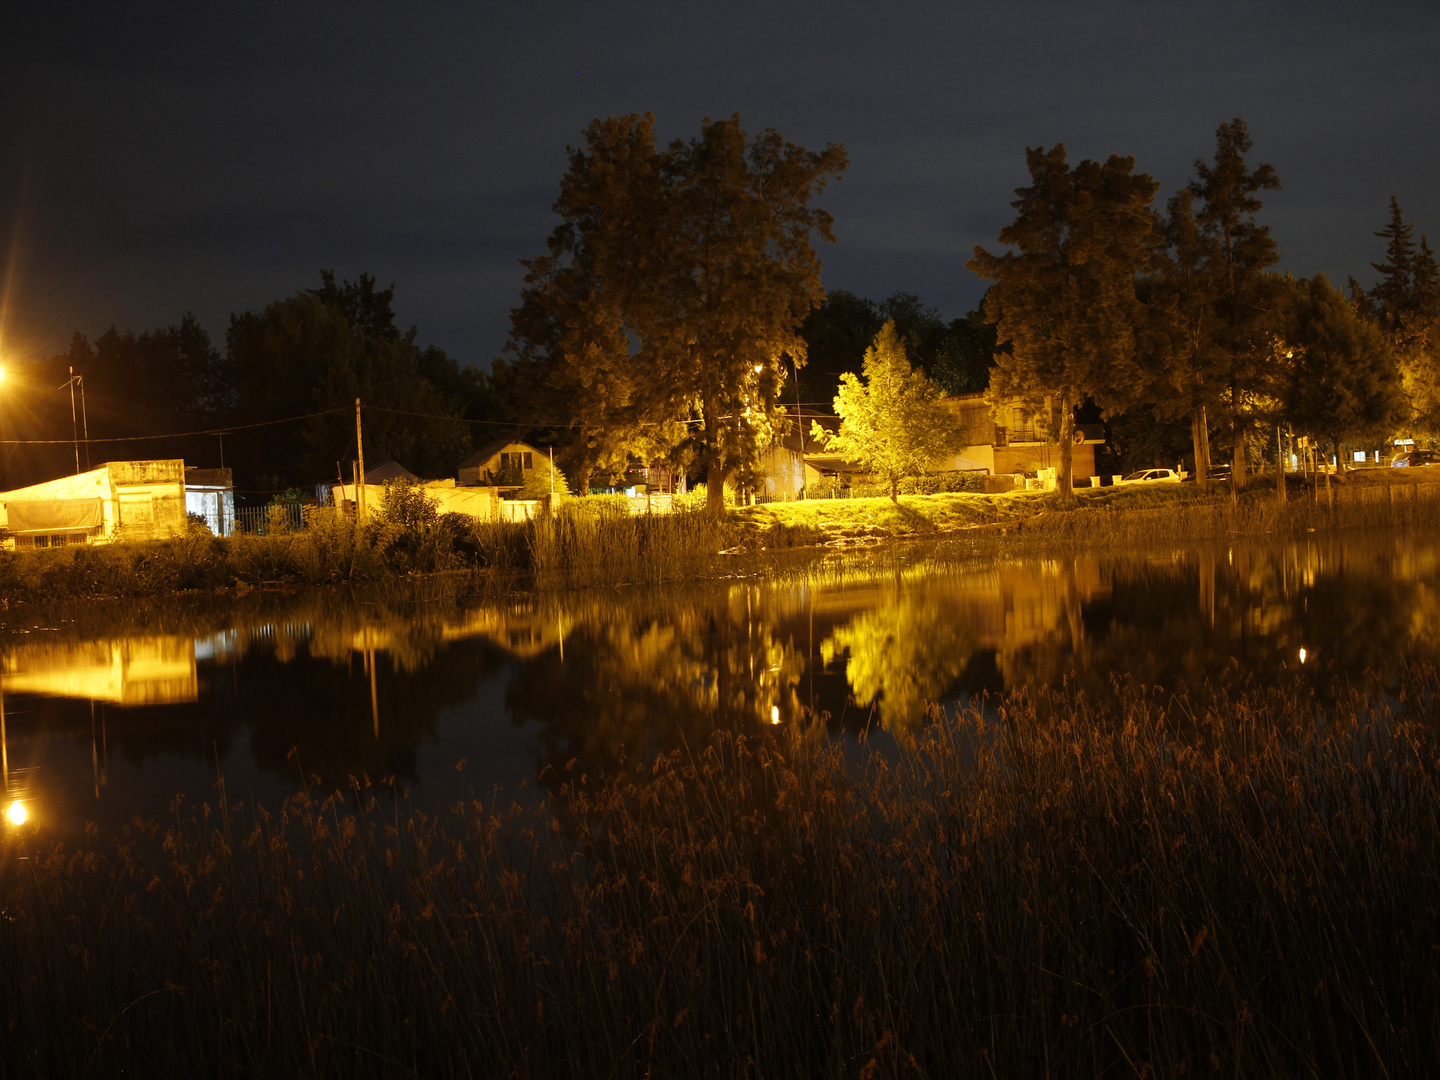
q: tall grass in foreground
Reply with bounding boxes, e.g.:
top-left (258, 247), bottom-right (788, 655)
top-left (0, 504), bottom-right (735, 600)
top-left (527, 501), bottom-right (736, 588)
top-left (3, 673), bottom-right (1438, 1077)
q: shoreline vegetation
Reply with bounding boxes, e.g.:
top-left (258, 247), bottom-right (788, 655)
top-left (2, 670), bottom-right (1436, 1076)
top-left (4, 473), bottom-right (1440, 604)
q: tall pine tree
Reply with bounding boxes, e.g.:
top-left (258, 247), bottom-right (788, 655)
top-left (1187, 118), bottom-right (1284, 488)
top-left (968, 145), bottom-right (1164, 497)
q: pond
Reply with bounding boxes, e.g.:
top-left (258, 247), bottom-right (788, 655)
top-left (3, 528), bottom-right (1437, 837)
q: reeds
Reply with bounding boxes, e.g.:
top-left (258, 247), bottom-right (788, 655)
top-left (3, 670), bottom-right (1437, 1077)
top-left (0, 505), bottom-right (729, 601)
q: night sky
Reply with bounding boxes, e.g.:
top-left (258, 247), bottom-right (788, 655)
top-left (1, 1), bottom-right (1436, 369)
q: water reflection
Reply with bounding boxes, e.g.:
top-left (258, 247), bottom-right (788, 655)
top-left (3, 637), bottom-right (198, 706)
top-left (2, 531), bottom-right (1438, 834)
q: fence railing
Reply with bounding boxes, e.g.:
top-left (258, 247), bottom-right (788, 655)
top-left (234, 504), bottom-right (307, 535)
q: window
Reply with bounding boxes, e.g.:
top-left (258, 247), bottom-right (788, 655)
top-left (498, 453), bottom-right (510, 468)
top-left (523, 452), bottom-right (533, 470)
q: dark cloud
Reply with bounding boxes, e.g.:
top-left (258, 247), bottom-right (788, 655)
top-left (1, 0), bottom-right (1436, 366)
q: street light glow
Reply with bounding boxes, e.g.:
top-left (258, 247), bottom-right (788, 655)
top-left (6, 801), bottom-right (26, 826)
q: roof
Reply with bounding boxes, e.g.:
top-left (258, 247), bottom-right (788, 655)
top-left (363, 460), bottom-right (419, 484)
top-left (771, 407), bottom-right (840, 456)
top-left (458, 439), bottom-right (541, 469)
top-left (185, 467), bottom-right (233, 488)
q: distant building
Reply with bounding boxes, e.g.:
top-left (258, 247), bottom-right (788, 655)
top-left (184, 467), bottom-right (235, 536)
top-left (458, 441), bottom-right (544, 487)
top-left (935, 393), bottom-right (1104, 480)
top-left (0, 459), bottom-right (189, 548)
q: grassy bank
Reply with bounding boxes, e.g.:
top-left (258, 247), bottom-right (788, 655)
top-left (736, 474), bottom-right (1440, 548)
top-left (2, 671), bottom-right (1437, 1077)
top-left (6, 478), bottom-right (1440, 602)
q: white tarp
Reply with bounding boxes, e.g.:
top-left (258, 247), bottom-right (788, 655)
top-left (5, 498), bottom-right (104, 534)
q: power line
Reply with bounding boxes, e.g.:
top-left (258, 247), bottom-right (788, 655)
top-left (0, 407), bottom-right (350, 445)
top-left (0, 397), bottom-right (835, 448)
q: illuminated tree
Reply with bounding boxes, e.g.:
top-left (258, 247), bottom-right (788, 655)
top-left (644, 116), bottom-right (848, 513)
top-left (509, 114), bottom-right (847, 511)
top-left (505, 115), bottom-right (677, 494)
top-left (811, 321), bottom-right (960, 502)
top-left (1357, 198), bottom-right (1440, 435)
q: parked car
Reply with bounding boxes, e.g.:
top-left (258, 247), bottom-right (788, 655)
top-left (1118, 468), bottom-right (1182, 485)
top-left (1391, 449), bottom-right (1440, 467)
top-left (1181, 463), bottom-right (1231, 483)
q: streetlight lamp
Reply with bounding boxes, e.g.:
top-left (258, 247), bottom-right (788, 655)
top-left (57, 366), bottom-right (89, 474)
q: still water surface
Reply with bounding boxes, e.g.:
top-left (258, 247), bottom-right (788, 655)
top-left (3, 530), bottom-right (1437, 836)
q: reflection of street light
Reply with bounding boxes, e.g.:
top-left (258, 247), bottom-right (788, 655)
top-left (57, 366), bottom-right (90, 474)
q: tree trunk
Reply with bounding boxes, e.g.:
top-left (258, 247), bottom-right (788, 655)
top-left (890, 474), bottom-right (899, 503)
top-left (705, 459), bottom-right (728, 514)
top-left (1191, 408), bottom-right (1208, 492)
top-left (1058, 395), bottom-right (1074, 499)
top-left (1231, 411), bottom-right (1248, 489)
top-left (576, 466), bottom-right (593, 499)
top-left (703, 401), bottom-right (727, 515)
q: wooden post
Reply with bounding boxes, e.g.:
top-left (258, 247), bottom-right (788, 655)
top-left (1276, 427), bottom-right (1286, 504)
top-left (354, 398), bottom-right (367, 523)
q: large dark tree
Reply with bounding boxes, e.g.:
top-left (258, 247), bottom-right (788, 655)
top-left (930, 301), bottom-right (1001, 396)
top-left (227, 272), bottom-right (477, 489)
top-left (1185, 119), bottom-right (1284, 488)
top-left (508, 114), bottom-right (846, 512)
top-left (504, 114), bottom-right (678, 494)
top-left (646, 116), bottom-right (848, 513)
top-left (969, 144), bottom-right (1165, 497)
top-left (1281, 273), bottom-right (1405, 463)
top-left (789, 290), bottom-right (883, 404)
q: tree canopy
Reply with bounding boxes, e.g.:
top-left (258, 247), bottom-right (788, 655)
top-left (227, 272), bottom-right (480, 488)
top-left (1357, 198), bottom-right (1440, 435)
top-left (1183, 118), bottom-right (1284, 487)
top-left (1281, 273), bottom-right (1406, 455)
top-left (811, 321), bottom-right (960, 502)
top-left (506, 113), bottom-right (847, 511)
top-left (968, 144), bottom-right (1164, 496)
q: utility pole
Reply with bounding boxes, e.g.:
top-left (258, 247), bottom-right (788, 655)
top-left (59, 366), bottom-right (89, 474)
top-left (354, 398), bottom-right (367, 522)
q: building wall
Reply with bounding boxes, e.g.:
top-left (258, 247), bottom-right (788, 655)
top-left (107, 460), bottom-right (187, 540)
top-left (0, 460), bottom-right (187, 544)
top-left (334, 481), bottom-right (504, 521)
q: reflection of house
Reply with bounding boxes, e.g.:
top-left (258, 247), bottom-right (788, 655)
top-left (933, 394), bottom-right (1104, 478)
top-left (184, 467), bottom-right (235, 536)
top-left (1, 637), bottom-right (198, 705)
top-left (0, 459), bottom-right (188, 548)
top-left (458, 441), bottom-right (544, 486)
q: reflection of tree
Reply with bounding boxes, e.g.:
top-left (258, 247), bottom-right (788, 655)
top-left (820, 582), bottom-right (983, 742)
top-left (505, 601), bottom-right (810, 793)
top-left (1005, 538), bottom-right (1437, 703)
top-left (242, 638), bottom-right (506, 788)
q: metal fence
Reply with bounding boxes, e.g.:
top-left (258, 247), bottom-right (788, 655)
top-left (234, 503), bottom-right (307, 535)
